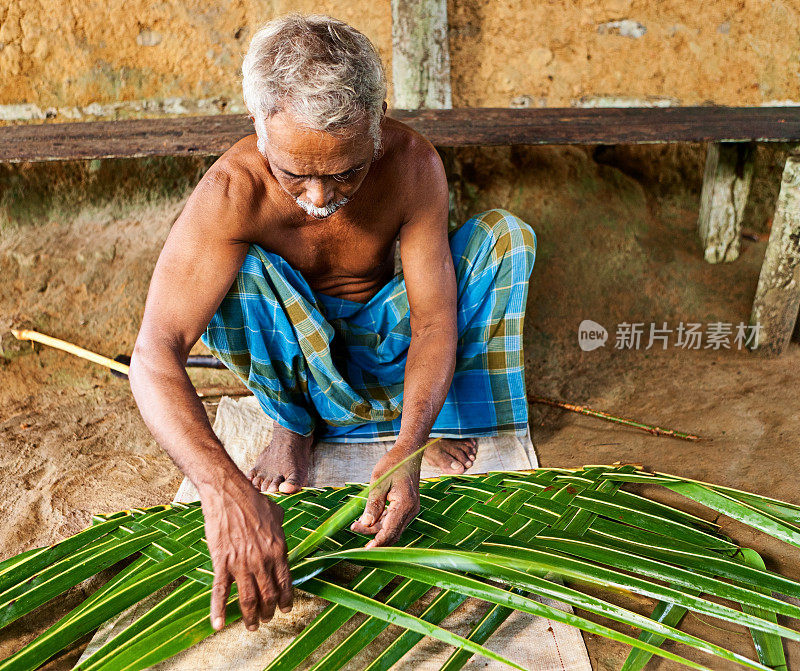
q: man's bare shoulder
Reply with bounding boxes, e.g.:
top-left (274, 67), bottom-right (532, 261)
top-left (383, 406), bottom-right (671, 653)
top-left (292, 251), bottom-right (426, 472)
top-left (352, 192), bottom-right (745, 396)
top-left (381, 117), bottom-right (448, 216)
top-left (381, 117), bottom-right (443, 171)
top-left (194, 136), bottom-right (268, 201)
top-left (177, 135), bottom-right (282, 241)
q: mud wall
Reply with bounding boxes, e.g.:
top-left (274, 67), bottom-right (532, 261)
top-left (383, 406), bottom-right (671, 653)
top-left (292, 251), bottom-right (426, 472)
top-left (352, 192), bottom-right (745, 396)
top-left (0, 0), bottom-right (798, 121)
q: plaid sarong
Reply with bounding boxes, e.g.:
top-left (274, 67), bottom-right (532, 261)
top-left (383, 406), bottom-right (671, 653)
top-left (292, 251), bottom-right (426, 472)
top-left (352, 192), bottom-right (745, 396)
top-left (201, 208), bottom-right (536, 443)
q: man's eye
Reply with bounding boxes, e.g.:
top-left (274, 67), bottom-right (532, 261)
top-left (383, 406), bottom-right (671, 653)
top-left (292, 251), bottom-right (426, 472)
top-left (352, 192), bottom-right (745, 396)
top-left (333, 169), bottom-right (357, 182)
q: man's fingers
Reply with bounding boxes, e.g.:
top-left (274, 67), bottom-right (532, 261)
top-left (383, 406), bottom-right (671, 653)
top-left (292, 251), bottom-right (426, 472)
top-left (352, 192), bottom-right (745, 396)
top-left (210, 563), bottom-right (232, 631)
top-left (254, 566), bottom-right (278, 623)
top-left (349, 519), bottom-right (381, 535)
top-left (351, 505), bottom-right (388, 535)
top-left (273, 558), bottom-right (294, 613)
top-left (235, 571), bottom-right (261, 631)
top-left (357, 489), bottom-right (387, 528)
top-left (350, 519), bottom-right (381, 535)
top-left (365, 503), bottom-right (412, 548)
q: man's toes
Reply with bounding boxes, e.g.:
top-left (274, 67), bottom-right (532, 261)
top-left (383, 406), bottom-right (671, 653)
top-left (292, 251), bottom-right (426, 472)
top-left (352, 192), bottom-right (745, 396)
top-left (425, 447), bottom-right (454, 472)
top-left (442, 456), bottom-right (466, 474)
top-left (251, 472), bottom-right (265, 490)
top-left (437, 453), bottom-right (458, 471)
top-left (461, 439), bottom-right (476, 458)
top-left (264, 477), bottom-right (283, 493)
top-left (464, 448), bottom-right (475, 467)
top-left (278, 476), bottom-right (303, 494)
top-left (446, 445), bottom-right (471, 465)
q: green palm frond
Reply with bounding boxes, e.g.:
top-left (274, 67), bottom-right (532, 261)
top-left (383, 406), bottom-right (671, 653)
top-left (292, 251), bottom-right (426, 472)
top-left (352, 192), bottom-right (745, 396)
top-left (1, 465), bottom-right (799, 671)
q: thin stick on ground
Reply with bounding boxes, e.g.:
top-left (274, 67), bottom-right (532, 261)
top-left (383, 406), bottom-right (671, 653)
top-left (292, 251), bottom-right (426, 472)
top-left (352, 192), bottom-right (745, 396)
top-left (12, 329), bottom-right (131, 376)
top-left (10, 328), bottom-right (241, 399)
top-left (530, 395), bottom-right (703, 441)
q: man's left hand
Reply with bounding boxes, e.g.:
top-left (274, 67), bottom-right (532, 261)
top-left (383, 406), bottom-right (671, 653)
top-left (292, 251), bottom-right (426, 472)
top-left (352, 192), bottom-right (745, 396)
top-left (349, 446), bottom-right (421, 547)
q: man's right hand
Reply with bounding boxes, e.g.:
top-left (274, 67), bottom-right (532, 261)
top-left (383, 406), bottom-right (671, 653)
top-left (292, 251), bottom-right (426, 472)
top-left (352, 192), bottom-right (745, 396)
top-left (198, 475), bottom-right (293, 631)
top-left (126, 166), bottom-right (293, 632)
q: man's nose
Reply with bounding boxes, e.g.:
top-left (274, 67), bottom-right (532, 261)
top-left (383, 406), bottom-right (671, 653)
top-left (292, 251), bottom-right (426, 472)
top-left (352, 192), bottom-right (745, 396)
top-left (304, 179), bottom-right (334, 208)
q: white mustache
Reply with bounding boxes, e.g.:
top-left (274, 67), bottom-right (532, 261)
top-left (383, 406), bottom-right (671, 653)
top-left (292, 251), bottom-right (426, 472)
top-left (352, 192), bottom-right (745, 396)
top-left (295, 196), bottom-right (350, 218)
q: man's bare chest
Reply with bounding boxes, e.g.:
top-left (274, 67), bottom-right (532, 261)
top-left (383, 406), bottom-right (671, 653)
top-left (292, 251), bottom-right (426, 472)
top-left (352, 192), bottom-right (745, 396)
top-left (249, 210), bottom-right (403, 298)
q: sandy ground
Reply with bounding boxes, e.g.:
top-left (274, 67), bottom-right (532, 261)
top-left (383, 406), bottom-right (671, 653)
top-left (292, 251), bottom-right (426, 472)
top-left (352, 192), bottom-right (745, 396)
top-left (533, 345), bottom-right (800, 671)
top-left (1, 142), bottom-right (798, 668)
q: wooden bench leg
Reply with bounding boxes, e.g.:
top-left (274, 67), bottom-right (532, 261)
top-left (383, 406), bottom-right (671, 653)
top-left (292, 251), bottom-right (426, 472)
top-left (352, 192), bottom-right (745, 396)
top-left (749, 145), bottom-right (800, 355)
top-left (697, 142), bottom-right (756, 263)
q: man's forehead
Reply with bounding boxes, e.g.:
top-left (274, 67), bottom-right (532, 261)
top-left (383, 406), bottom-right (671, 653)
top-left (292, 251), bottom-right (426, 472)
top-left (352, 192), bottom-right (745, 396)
top-left (263, 111), bottom-right (374, 175)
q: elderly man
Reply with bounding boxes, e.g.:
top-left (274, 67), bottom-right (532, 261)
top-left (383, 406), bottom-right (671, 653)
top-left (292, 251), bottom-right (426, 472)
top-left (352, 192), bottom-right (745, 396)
top-left (130, 14), bottom-right (535, 635)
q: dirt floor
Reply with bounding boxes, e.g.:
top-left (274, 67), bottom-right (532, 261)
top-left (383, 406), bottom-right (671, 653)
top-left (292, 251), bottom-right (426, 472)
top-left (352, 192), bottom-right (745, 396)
top-left (1, 142), bottom-right (799, 669)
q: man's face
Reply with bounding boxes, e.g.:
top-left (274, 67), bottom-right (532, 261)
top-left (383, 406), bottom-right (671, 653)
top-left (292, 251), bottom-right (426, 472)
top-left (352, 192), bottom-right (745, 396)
top-left (259, 110), bottom-right (376, 219)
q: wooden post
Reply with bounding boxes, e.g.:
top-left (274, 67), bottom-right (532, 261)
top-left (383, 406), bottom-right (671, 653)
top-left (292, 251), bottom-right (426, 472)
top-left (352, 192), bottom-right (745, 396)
top-left (749, 146), bottom-right (800, 355)
top-left (391, 0), bottom-right (463, 231)
top-left (391, 0), bottom-right (451, 109)
top-left (697, 142), bottom-right (756, 263)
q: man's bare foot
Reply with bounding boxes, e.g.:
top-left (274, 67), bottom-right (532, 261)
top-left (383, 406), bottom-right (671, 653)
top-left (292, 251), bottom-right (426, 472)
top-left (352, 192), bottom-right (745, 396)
top-left (247, 424), bottom-right (314, 494)
top-left (423, 438), bottom-right (478, 474)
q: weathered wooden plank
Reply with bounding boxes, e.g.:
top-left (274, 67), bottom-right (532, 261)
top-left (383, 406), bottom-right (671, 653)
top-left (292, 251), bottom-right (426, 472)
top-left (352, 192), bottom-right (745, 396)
top-left (0, 115), bottom-right (254, 163)
top-left (2, 107), bottom-right (800, 163)
top-left (394, 106), bottom-right (800, 145)
top-left (697, 142), bottom-right (756, 263)
top-left (749, 146), bottom-right (800, 355)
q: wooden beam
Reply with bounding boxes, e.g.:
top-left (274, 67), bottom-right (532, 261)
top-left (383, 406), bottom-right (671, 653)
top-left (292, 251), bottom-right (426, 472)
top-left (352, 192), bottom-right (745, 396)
top-left (2, 107), bottom-right (800, 163)
top-left (697, 142), bottom-right (756, 263)
top-left (749, 146), bottom-right (800, 355)
top-left (0, 115), bottom-right (253, 163)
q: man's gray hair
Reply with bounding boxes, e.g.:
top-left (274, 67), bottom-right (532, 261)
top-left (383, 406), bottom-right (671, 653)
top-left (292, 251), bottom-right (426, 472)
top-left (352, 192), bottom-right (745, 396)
top-left (242, 14), bottom-right (387, 156)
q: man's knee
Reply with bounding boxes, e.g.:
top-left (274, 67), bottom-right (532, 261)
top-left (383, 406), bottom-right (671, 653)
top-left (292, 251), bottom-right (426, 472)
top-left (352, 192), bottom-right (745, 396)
top-left (469, 208), bottom-right (536, 266)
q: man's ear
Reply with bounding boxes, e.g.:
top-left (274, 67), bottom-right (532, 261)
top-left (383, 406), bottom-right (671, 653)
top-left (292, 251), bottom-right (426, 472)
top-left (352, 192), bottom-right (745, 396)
top-left (248, 114), bottom-right (255, 124)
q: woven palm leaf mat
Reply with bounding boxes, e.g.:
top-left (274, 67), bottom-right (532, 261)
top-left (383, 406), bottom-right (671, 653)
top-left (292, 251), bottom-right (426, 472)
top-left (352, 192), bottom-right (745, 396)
top-left (82, 395), bottom-right (591, 670)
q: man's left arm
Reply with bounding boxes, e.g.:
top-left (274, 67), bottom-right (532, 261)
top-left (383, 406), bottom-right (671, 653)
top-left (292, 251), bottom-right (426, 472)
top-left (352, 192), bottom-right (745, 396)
top-left (351, 141), bottom-right (455, 546)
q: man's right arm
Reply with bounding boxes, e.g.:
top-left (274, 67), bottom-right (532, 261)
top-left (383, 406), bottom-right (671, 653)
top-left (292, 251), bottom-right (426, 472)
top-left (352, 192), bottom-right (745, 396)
top-left (128, 167), bottom-right (292, 632)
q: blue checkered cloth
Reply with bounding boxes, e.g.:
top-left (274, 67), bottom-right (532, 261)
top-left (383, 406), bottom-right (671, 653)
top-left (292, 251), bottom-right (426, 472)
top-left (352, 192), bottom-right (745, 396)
top-left (201, 208), bottom-right (536, 443)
